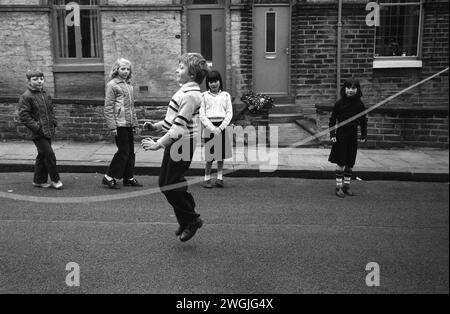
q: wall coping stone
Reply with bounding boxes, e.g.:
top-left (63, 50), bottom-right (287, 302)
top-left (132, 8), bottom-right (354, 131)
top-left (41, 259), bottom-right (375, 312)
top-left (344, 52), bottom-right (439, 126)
top-left (316, 104), bottom-right (449, 115)
top-left (99, 5), bottom-right (182, 11)
top-left (0, 97), bottom-right (168, 107)
top-left (0, 5), bottom-right (50, 12)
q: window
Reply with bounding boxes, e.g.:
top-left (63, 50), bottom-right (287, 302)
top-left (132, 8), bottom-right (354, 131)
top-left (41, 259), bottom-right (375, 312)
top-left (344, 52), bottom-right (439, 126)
top-left (187, 0), bottom-right (221, 4)
top-left (200, 14), bottom-right (213, 61)
top-left (266, 12), bottom-right (276, 54)
top-left (374, 0), bottom-right (422, 58)
top-left (51, 0), bottom-right (102, 63)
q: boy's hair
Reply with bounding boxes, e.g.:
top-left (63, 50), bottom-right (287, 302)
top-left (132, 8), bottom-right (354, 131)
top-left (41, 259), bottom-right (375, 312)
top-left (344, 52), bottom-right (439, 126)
top-left (26, 70), bottom-right (44, 80)
top-left (205, 70), bottom-right (223, 91)
top-left (178, 53), bottom-right (209, 85)
top-left (108, 58), bottom-right (133, 81)
top-left (340, 78), bottom-right (363, 98)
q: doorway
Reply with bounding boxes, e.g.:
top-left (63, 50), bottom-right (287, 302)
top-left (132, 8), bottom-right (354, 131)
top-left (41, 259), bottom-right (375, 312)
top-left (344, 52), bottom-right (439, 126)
top-left (187, 7), bottom-right (226, 90)
top-left (253, 5), bottom-right (290, 95)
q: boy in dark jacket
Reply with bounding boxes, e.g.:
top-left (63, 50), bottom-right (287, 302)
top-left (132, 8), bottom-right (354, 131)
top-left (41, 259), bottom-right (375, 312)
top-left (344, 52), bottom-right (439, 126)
top-left (18, 70), bottom-right (63, 189)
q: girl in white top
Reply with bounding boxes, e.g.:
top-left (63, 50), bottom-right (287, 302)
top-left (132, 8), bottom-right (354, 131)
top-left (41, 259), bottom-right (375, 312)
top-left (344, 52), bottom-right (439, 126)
top-left (199, 70), bottom-right (233, 188)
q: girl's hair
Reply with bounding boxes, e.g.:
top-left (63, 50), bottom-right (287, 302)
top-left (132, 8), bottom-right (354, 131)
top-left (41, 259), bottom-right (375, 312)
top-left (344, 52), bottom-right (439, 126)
top-left (109, 58), bottom-right (133, 81)
top-left (178, 52), bottom-right (209, 85)
top-left (340, 78), bottom-right (363, 98)
top-left (205, 70), bottom-right (223, 91)
top-left (26, 69), bottom-right (44, 80)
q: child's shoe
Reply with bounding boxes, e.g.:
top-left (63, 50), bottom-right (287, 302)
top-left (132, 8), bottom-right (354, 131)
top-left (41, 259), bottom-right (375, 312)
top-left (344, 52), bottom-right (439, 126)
top-left (51, 180), bottom-right (63, 189)
top-left (102, 176), bottom-right (120, 189)
top-left (343, 185), bottom-right (354, 196)
top-left (335, 187), bottom-right (345, 198)
top-left (215, 179), bottom-right (224, 188)
top-left (123, 178), bottom-right (143, 187)
top-left (202, 179), bottom-right (213, 188)
top-left (32, 182), bottom-right (51, 188)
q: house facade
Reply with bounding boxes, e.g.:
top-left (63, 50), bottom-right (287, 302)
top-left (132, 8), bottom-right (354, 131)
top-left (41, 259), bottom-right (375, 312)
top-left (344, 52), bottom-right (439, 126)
top-left (0, 0), bottom-right (448, 147)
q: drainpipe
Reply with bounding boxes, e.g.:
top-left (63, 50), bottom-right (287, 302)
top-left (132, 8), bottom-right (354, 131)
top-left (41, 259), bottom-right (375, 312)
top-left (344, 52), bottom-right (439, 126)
top-left (337, 0), bottom-right (343, 100)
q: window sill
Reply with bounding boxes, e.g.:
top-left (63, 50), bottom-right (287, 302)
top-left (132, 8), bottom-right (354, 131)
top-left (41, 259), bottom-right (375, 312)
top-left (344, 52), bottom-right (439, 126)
top-left (53, 64), bottom-right (104, 73)
top-left (373, 59), bottom-right (423, 69)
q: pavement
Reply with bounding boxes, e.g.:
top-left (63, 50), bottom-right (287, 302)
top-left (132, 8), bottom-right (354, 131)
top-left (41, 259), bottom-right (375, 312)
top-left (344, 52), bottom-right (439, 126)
top-left (0, 140), bottom-right (448, 182)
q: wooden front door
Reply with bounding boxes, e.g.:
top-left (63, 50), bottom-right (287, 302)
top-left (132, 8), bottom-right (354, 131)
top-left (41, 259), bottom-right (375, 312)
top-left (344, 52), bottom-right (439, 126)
top-left (253, 5), bottom-right (290, 95)
top-left (187, 8), bottom-right (226, 89)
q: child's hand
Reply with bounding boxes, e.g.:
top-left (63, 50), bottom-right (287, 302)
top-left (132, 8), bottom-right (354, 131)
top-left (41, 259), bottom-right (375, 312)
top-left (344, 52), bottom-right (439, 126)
top-left (143, 121), bottom-right (157, 131)
top-left (213, 127), bottom-right (222, 136)
top-left (134, 127), bottom-right (142, 135)
top-left (331, 137), bottom-right (337, 142)
top-left (110, 129), bottom-right (118, 137)
top-left (141, 137), bottom-right (161, 151)
top-left (359, 138), bottom-right (367, 143)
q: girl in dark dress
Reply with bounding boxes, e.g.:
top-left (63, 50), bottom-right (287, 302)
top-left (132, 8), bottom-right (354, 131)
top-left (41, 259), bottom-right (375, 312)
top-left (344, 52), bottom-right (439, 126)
top-left (328, 79), bottom-right (367, 197)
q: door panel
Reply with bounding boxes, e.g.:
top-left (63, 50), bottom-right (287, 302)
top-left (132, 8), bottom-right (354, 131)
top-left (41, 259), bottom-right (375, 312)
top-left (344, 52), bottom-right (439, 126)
top-left (187, 9), bottom-right (226, 89)
top-left (253, 6), bottom-right (290, 94)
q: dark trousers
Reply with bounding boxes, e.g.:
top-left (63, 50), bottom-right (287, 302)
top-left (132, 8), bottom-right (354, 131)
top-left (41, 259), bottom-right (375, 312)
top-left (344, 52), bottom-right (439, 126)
top-left (158, 138), bottom-right (199, 226)
top-left (32, 137), bottom-right (60, 183)
top-left (107, 127), bottom-right (135, 180)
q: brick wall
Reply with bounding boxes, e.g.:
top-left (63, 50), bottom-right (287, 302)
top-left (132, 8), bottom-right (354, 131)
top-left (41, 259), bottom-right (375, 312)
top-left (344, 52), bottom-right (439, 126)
top-left (233, 4), bottom-right (253, 95)
top-left (0, 98), bottom-right (167, 142)
top-left (316, 106), bottom-right (449, 149)
top-left (0, 97), bottom-right (267, 143)
top-left (292, 4), bottom-right (340, 111)
top-left (291, 1), bottom-right (449, 111)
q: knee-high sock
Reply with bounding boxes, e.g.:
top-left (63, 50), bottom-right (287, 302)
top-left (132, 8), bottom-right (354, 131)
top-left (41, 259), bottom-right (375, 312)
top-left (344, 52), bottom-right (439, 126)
top-left (344, 168), bottom-right (352, 187)
top-left (336, 169), bottom-right (344, 188)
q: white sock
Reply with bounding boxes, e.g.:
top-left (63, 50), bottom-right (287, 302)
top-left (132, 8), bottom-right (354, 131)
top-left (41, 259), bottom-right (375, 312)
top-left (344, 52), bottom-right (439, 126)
top-left (205, 174), bottom-right (211, 181)
top-left (217, 171), bottom-right (223, 180)
top-left (105, 174), bottom-right (113, 181)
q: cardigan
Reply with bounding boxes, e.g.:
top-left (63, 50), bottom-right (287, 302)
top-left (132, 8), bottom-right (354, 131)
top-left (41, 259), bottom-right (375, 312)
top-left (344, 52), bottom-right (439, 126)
top-left (199, 90), bottom-right (233, 131)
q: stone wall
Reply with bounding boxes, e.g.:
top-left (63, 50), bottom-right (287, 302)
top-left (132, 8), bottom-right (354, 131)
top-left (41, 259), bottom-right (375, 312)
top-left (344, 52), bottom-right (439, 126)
top-left (0, 8), bottom-right (54, 96)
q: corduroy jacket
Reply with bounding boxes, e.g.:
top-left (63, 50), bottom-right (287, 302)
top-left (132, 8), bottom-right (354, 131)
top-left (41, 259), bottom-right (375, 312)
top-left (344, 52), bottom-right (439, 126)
top-left (18, 86), bottom-right (57, 139)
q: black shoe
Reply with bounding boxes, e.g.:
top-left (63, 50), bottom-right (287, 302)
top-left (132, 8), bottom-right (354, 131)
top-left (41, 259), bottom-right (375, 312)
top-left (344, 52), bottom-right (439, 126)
top-left (215, 179), bottom-right (224, 188)
top-left (343, 185), bottom-right (354, 196)
top-left (202, 179), bottom-right (213, 188)
top-left (123, 178), bottom-right (143, 187)
top-left (102, 177), bottom-right (120, 189)
top-left (175, 224), bottom-right (186, 236)
top-left (335, 187), bottom-right (345, 198)
top-left (180, 218), bottom-right (203, 242)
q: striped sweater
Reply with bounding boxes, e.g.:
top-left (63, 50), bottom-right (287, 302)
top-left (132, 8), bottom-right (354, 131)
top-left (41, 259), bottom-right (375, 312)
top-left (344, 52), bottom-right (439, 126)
top-left (155, 82), bottom-right (202, 140)
top-left (199, 90), bottom-right (233, 131)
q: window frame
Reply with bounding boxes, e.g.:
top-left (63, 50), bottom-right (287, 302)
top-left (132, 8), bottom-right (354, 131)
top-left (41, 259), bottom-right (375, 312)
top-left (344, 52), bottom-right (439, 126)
top-left (50, 0), bottom-right (104, 65)
top-left (373, 0), bottom-right (424, 68)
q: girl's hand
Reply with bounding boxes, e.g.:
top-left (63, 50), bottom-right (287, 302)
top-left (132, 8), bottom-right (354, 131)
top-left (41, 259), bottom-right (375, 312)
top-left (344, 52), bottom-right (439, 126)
top-left (111, 129), bottom-right (118, 137)
top-left (359, 138), bottom-right (367, 143)
top-left (213, 127), bottom-right (222, 136)
top-left (143, 121), bottom-right (157, 131)
top-left (331, 137), bottom-right (337, 142)
top-left (134, 127), bottom-right (142, 135)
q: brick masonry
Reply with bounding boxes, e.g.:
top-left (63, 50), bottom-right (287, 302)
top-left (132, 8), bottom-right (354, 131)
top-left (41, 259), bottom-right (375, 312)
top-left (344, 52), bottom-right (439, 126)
top-left (0, 97), bottom-right (267, 142)
top-left (316, 106), bottom-right (449, 149)
top-left (0, 0), bottom-right (448, 148)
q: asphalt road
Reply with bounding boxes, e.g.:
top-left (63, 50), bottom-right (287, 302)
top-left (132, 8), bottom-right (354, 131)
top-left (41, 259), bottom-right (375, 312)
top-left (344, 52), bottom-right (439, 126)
top-left (0, 172), bottom-right (448, 294)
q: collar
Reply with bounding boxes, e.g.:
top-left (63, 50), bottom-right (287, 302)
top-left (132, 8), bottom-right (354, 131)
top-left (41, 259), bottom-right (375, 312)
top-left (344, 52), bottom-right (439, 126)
top-left (113, 77), bottom-right (130, 84)
top-left (207, 90), bottom-right (222, 96)
top-left (27, 84), bottom-right (44, 93)
top-left (180, 81), bottom-right (200, 92)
